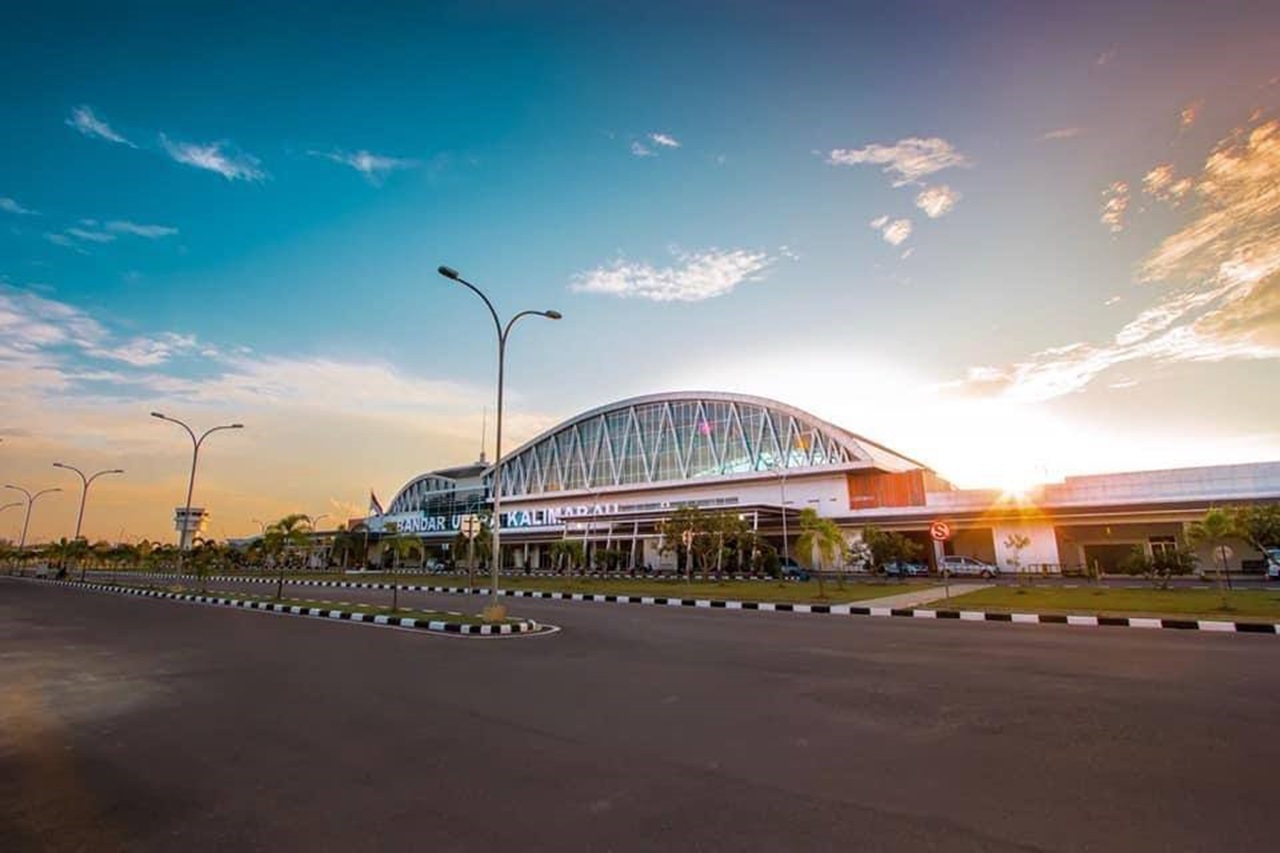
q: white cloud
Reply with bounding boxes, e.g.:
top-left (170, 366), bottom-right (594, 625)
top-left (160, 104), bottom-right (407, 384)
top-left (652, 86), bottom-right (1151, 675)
top-left (1, 197), bottom-right (39, 216)
top-left (869, 217), bottom-right (912, 246)
top-left (1142, 163), bottom-right (1192, 204)
top-left (630, 141), bottom-right (654, 157)
top-left (950, 115), bottom-right (1280, 402)
top-left (65, 227), bottom-right (116, 244)
top-left (66, 106), bottom-right (135, 147)
top-left (106, 220), bottom-right (179, 239)
top-left (649, 132), bottom-right (680, 148)
top-left (915, 185), bottom-right (961, 218)
top-left (827, 137), bottom-right (969, 186)
top-left (0, 287), bottom-right (212, 375)
top-left (160, 135), bottom-right (266, 181)
top-left (1181, 100), bottom-right (1204, 129)
top-left (1095, 46), bottom-right (1118, 66)
top-left (1041, 127), bottom-right (1083, 141)
top-left (309, 149), bottom-right (416, 184)
top-left (881, 219), bottom-right (912, 245)
top-left (44, 233), bottom-right (86, 252)
top-left (1100, 181), bottom-right (1129, 233)
top-left (570, 247), bottom-right (779, 302)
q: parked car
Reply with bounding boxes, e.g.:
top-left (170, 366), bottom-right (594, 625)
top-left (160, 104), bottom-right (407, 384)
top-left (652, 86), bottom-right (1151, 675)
top-left (939, 555), bottom-right (999, 579)
top-left (779, 557), bottom-right (811, 581)
top-left (882, 561), bottom-right (929, 578)
top-left (1266, 548), bottom-right (1280, 581)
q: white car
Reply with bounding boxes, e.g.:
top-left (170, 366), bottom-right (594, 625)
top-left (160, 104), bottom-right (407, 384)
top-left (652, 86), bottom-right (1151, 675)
top-left (1266, 549), bottom-right (1280, 581)
top-left (939, 555), bottom-right (1000, 579)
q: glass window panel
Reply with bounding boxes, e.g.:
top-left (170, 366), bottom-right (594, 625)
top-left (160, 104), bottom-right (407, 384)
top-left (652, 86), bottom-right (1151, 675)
top-left (687, 401), bottom-right (718, 479)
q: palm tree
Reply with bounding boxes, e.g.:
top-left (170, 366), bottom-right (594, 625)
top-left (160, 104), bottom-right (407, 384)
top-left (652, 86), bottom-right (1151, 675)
top-left (796, 508), bottom-right (846, 599)
top-left (266, 513), bottom-right (313, 600)
top-left (451, 518), bottom-right (492, 588)
top-left (0, 539), bottom-right (17, 573)
top-left (331, 522), bottom-right (370, 571)
top-left (1187, 507), bottom-right (1239, 604)
top-left (89, 540), bottom-right (112, 579)
top-left (381, 522), bottom-right (422, 611)
top-left (549, 539), bottom-right (585, 578)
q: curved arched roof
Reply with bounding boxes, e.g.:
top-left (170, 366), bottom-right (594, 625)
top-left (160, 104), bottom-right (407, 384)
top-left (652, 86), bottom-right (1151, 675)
top-left (493, 391), bottom-right (928, 499)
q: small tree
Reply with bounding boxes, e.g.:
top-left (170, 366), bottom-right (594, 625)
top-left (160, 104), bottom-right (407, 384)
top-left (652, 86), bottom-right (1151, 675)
top-left (381, 522), bottom-right (422, 612)
top-left (266, 513), bottom-right (313, 600)
top-left (1003, 532), bottom-right (1032, 585)
top-left (862, 525), bottom-right (923, 579)
top-left (659, 506), bottom-right (708, 580)
top-left (1186, 507), bottom-right (1239, 603)
top-left (1119, 544), bottom-right (1197, 590)
top-left (1230, 504), bottom-right (1280, 565)
top-left (796, 507), bottom-right (845, 599)
top-left (550, 539), bottom-right (585, 578)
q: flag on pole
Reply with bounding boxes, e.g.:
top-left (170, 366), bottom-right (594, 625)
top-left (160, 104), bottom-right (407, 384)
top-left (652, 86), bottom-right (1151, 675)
top-left (369, 490), bottom-right (384, 517)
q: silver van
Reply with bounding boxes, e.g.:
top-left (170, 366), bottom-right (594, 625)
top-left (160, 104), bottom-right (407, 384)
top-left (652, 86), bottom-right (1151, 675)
top-left (940, 555), bottom-right (999, 579)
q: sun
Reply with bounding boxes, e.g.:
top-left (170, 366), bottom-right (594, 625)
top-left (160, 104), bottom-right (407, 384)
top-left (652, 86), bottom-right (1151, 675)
top-left (995, 467), bottom-right (1044, 502)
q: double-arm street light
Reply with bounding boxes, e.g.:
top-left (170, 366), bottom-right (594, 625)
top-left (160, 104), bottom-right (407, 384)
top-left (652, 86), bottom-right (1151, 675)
top-left (4, 485), bottom-right (63, 549)
top-left (52, 462), bottom-right (124, 541)
top-left (151, 412), bottom-right (244, 552)
top-left (437, 264), bottom-right (561, 613)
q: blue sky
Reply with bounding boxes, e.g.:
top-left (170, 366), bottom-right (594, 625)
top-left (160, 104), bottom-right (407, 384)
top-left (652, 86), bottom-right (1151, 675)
top-left (2, 1), bottom-right (1279, 541)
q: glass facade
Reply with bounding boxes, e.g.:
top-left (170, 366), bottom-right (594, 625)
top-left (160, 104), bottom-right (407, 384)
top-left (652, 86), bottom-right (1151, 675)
top-left (388, 474), bottom-right (487, 517)
top-left (496, 396), bottom-right (859, 498)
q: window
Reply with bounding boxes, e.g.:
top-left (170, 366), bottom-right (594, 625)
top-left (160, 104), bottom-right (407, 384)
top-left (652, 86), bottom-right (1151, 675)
top-left (1149, 536), bottom-right (1178, 557)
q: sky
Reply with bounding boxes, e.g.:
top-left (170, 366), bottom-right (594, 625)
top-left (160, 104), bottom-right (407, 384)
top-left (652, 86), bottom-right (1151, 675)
top-left (2, 0), bottom-right (1279, 544)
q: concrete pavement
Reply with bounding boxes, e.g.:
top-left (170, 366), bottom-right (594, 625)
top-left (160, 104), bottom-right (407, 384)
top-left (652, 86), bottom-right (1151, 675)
top-left (845, 582), bottom-right (992, 608)
top-left (3, 577), bottom-right (1278, 852)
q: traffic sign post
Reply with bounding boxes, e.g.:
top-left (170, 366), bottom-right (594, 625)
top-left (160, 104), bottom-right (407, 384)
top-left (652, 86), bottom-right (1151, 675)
top-left (930, 520), bottom-right (952, 601)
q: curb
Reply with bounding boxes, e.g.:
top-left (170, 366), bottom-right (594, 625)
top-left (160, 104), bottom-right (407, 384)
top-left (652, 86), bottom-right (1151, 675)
top-left (88, 574), bottom-right (1280, 635)
top-left (25, 579), bottom-right (543, 636)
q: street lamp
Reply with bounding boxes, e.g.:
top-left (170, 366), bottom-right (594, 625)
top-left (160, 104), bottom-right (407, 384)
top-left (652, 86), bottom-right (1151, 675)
top-left (151, 412), bottom-right (244, 554)
top-left (308, 513), bottom-right (330, 570)
top-left (438, 264), bottom-right (561, 614)
top-left (4, 485), bottom-right (63, 549)
top-left (53, 463), bottom-right (124, 541)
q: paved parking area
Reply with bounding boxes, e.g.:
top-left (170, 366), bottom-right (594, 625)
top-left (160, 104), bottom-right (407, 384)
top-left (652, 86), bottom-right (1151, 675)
top-left (3, 577), bottom-right (1277, 852)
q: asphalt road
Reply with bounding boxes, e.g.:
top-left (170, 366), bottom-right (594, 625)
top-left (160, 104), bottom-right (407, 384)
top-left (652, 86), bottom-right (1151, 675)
top-left (2, 578), bottom-right (1277, 852)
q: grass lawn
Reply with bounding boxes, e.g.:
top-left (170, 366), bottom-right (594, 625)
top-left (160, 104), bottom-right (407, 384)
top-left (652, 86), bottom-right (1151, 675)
top-left (103, 582), bottom-right (509, 626)
top-left (930, 586), bottom-right (1280, 620)
top-left (434, 576), bottom-right (928, 604)
top-left (91, 570), bottom-right (938, 604)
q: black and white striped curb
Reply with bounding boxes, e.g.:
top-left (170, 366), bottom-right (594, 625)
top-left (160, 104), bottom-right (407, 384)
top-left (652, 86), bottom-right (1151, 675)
top-left (94, 574), bottom-right (1280, 635)
top-left (27, 579), bottom-right (542, 636)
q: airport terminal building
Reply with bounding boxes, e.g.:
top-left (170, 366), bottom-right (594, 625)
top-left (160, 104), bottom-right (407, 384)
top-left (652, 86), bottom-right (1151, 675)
top-left (362, 392), bottom-right (1280, 574)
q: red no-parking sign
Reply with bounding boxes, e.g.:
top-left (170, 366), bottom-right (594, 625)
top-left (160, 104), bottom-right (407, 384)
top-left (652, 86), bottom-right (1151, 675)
top-left (929, 521), bottom-right (952, 542)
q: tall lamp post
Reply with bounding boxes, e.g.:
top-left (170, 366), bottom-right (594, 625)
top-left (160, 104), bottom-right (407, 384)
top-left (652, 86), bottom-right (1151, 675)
top-left (4, 485), bottom-right (62, 549)
top-left (768, 428), bottom-right (816, 578)
top-left (53, 463), bottom-right (124, 541)
top-left (309, 513), bottom-right (330, 570)
top-left (437, 264), bottom-right (561, 615)
top-left (151, 413), bottom-right (244, 557)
